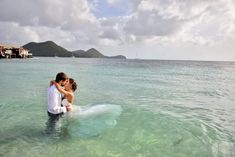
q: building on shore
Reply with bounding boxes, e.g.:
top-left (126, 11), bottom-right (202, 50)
top-left (0, 45), bottom-right (32, 59)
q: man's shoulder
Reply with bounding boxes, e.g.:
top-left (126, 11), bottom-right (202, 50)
top-left (48, 84), bottom-right (55, 90)
top-left (48, 85), bottom-right (58, 93)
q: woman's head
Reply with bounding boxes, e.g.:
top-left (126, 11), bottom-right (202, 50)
top-left (55, 72), bottom-right (68, 86)
top-left (65, 78), bottom-right (77, 92)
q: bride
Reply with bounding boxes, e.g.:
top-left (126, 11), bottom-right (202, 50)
top-left (51, 78), bottom-right (77, 111)
top-left (51, 78), bottom-right (122, 138)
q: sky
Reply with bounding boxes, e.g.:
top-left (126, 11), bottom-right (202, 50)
top-left (0, 0), bottom-right (235, 61)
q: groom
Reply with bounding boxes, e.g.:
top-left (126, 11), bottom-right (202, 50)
top-left (46, 72), bottom-right (70, 133)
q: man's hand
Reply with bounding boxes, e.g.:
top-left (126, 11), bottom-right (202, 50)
top-left (50, 80), bottom-right (55, 86)
top-left (66, 104), bottom-right (72, 112)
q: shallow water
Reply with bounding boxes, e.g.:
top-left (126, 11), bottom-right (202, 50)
top-left (0, 58), bottom-right (235, 157)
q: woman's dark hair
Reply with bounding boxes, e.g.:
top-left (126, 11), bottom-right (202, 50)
top-left (69, 78), bottom-right (77, 92)
top-left (55, 72), bottom-right (68, 83)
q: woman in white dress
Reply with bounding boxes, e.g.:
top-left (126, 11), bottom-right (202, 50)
top-left (51, 78), bottom-right (122, 138)
top-left (51, 78), bottom-right (77, 111)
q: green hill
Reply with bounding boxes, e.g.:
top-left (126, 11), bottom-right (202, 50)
top-left (107, 55), bottom-right (126, 59)
top-left (23, 41), bottom-right (72, 57)
top-left (72, 50), bottom-right (86, 57)
top-left (72, 48), bottom-right (104, 58)
top-left (23, 41), bottom-right (126, 59)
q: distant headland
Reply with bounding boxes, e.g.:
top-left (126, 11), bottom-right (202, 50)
top-left (23, 41), bottom-right (126, 59)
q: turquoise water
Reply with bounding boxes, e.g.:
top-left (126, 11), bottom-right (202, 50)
top-left (0, 58), bottom-right (235, 157)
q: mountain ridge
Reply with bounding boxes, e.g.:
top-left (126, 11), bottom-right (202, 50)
top-left (23, 41), bottom-right (126, 59)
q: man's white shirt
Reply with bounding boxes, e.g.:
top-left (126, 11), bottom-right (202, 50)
top-left (47, 85), bottom-right (67, 114)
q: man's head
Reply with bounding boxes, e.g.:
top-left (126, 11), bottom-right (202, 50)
top-left (55, 72), bottom-right (68, 86)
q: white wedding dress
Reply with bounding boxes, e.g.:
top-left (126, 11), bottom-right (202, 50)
top-left (61, 99), bottom-right (122, 138)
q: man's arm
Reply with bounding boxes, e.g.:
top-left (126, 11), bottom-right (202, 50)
top-left (50, 90), bottom-right (67, 113)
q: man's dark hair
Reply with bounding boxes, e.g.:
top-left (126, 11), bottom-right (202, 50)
top-left (69, 78), bottom-right (77, 92)
top-left (55, 72), bottom-right (68, 83)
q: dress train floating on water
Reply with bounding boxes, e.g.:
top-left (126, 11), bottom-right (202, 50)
top-left (64, 104), bottom-right (122, 138)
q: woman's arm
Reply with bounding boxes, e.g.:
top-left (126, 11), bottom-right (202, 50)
top-left (50, 80), bottom-right (74, 104)
top-left (51, 80), bottom-right (70, 96)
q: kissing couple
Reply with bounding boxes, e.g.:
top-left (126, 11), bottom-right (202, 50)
top-left (46, 72), bottom-right (77, 133)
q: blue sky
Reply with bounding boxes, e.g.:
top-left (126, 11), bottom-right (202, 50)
top-left (92, 0), bottom-right (130, 18)
top-left (0, 0), bottom-right (235, 61)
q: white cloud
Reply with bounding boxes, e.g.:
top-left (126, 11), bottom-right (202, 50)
top-left (138, 0), bottom-right (214, 20)
top-left (0, 0), bottom-right (235, 60)
top-left (124, 10), bottom-right (182, 37)
top-left (106, 0), bottom-right (119, 5)
top-left (0, 0), bottom-right (98, 30)
top-left (0, 0), bottom-right (102, 50)
top-left (99, 17), bottom-right (127, 43)
top-left (0, 21), bottom-right (39, 45)
top-left (121, 0), bottom-right (235, 48)
top-left (98, 0), bottom-right (235, 60)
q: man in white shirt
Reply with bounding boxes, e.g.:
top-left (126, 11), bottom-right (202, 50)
top-left (46, 72), bottom-right (70, 134)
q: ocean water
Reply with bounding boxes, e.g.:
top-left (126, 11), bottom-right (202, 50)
top-left (0, 57), bottom-right (235, 157)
